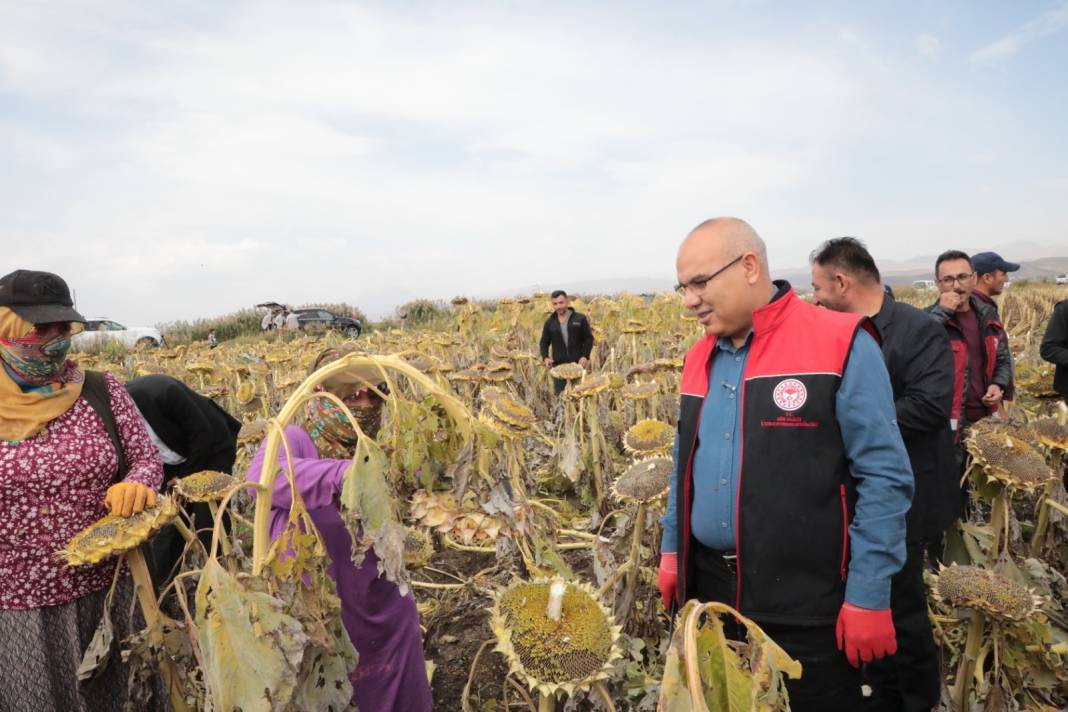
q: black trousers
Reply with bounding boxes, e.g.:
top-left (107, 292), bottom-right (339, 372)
top-left (862, 541), bottom-right (941, 712)
top-left (552, 377), bottom-right (567, 395)
top-left (691, 543), bottom-right (863, 712)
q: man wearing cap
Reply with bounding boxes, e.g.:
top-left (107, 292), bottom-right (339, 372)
top-left (971, 251), bottom-right (1019, 318)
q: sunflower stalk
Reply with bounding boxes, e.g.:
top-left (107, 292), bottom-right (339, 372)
top-left (125, 547), bottom-right (194, 712)
top-left (1030, 450), bottom-right (1062, 556)
top-left (953, 609), bottom-right (987, 712)
top-left (620, 501), bottom-right (647, 622)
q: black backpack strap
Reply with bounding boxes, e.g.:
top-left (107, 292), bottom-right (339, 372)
top-left (81, 371), bottom-right (129, 482)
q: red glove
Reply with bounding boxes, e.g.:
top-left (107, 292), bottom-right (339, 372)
top-left (658, 553), bottom-right (678, 609)
top-left (835, 602), bottom-right (897, 667)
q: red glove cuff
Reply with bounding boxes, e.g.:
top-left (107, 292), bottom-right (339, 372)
top-left (659, 552), bottom-right (677, 572)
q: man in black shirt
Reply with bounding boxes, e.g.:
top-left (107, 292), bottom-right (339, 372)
top-left (1041, 298), bottom-right (1068, 406)
top-left (539, 290), bottom-right (594, 394)
top-left (812, 237), bottom-right (956, 712)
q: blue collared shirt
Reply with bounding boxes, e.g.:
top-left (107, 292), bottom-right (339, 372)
top-left (660, 329), bottom-right (913, 610)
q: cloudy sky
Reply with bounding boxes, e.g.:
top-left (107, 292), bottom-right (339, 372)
top-left (2, 1), bottom-right (1066, 324)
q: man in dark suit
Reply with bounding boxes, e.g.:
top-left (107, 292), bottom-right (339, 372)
top-left (1041, 298), bottom-right (1068, 406)
top-left (539, 290), bottom-right (594, 394)
top-left (126, 374), bottom-right (242, 588)
top-left (811, 237), bottom-right (957, 712)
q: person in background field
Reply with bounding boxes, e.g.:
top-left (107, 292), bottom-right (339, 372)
top-left (246, 345), bottom-right (432, 712)
top-left (657, 219), bottom-right (913, 712)
top-left (1041, 297), bottom-right (1068, 407)
top-left (811, 238), bottom-right (955, 712)
top-left (207, 328), bottom-right (218, 349)
top-left (126, 374), bottom-right (242, 589)
top-left (539, 290), bottom-right (594, 394)
top-left (0, 269), bottom-right (163, 712)
top-left (284, 310), bottom-right (300, 332)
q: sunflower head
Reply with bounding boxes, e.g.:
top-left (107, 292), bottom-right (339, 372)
top-left (62, 497), bottom-right (180, 567)
top-left (966, 429), bottom-right (1057, 492)
top-left (403, 527), bottom-right (435, 568)
top-left (932, 564), bottom-right (1042, 622)
top-left (621, 381), bottom-right (659, 401)
top-left (1031, 417), bottom-right (1068, 451)
top-left (490, 578), bottom-right (622, 697)
top-left (550, 363), bottom-right (586, 381)
top-left (486, 396), bottom-right (537, 432)
top-left (567, 374), bottom-right (610, 399)
top-left (623, 419), bottom-right (674, 456)
top-left (173, 471), bottom-right (240, 502)
top-left (613, 457), bottom-right (672, 503)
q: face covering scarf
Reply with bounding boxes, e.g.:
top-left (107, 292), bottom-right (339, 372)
top-left (305, 397), bottom-right (383, 460)
top-left (0, 331), bottom-right (74, 385)
top-left (0, 307), bottom-right (84, 442)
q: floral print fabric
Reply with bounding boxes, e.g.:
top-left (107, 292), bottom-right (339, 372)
top-left (0, 372), bottom-right (162, 609)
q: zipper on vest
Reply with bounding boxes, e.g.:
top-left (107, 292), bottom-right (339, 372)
top-left (734, 381), bottom-right (747, 611)
top-left (839, 484), bottom-right (849, 582)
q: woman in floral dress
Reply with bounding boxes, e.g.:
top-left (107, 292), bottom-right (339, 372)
top-left (0, 269), bottom-right (162, 712)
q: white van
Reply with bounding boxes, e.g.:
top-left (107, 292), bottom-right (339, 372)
top-left (912, 280), bottom-right (937, 291)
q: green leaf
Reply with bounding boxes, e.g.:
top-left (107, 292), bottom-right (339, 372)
top-left (195, 559), bottom-right (308, 712)
top-left (338, 434), bottom-right (410, 594)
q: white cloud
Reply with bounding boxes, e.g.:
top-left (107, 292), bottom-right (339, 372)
top-left (915, 34), bottom-right (942, 57)
top-left (971, 2), bottom-right (1068, 64)
top-left (0, 3), bottom-right (1064, 323)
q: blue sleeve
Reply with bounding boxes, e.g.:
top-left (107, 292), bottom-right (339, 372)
top-left (659, 433), bottom-right (681, 553)
top-left (838, 330), bottom-right (914, 609)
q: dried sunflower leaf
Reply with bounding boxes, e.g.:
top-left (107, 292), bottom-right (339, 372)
top-left (77, 602), bottom-right (114, 681)
top-left (195, 559), bottom-right (308, 712)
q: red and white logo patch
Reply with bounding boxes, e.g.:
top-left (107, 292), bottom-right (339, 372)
top-left (772, 378), bottom-right (807, 411)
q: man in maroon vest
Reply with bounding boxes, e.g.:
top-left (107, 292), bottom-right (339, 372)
top-left (657, 218), bottom-right (914, 712)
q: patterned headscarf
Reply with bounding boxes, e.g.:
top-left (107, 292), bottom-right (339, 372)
top-left (304, 397), bottom-right (382, 460)
top-left (0, 307), bottom-right (84, 442)
top-left (304, 344), bottom-right (384, 459)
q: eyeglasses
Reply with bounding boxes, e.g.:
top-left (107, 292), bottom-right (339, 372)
top-left (938, 272), bottom-right (975, 286)
top-left (675, 255), bottom-right (744, 297)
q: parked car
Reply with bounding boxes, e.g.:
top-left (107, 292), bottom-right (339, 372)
top-left (1056, 273), bottom-right (1068, 285)
top-left (293, 308), bottom-right (362, 337)
top-left (72, 318), bottom-right (164, 350)
top-left (912, 279), bottom-right (937, 291)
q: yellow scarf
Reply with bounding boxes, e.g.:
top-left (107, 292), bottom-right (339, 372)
top-left (0, 307), bottom-right (84, 442)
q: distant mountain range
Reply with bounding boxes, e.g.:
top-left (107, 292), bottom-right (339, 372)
top-left (776, 255), bottom-right (1068, 293)
top-left (363, 243), bottom-right (1066, 318)
top-left (487, 257), bottom-right (1068, 303)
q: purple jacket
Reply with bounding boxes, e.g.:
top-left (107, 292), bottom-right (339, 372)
top-left (247, 425), bottom-right (432, 712)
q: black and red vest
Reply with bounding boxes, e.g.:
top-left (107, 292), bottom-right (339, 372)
top-left (673, 284), bottom-right (876, 626)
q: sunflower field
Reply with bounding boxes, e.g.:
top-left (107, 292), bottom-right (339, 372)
top-left (68, 284), bottom-right (1068, 711)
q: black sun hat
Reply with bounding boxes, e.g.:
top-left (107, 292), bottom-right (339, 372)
top-left (0, 270), bottom-right (86, 324)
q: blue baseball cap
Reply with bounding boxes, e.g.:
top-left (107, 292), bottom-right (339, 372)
top-left (971, 252), bottom-right (1019, 276)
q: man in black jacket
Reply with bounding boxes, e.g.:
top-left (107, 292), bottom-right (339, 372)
top-left (812, 238), bottom-right (956, 712)
top-left (924, 250), bottom-right (1013, 433)
top-left (1041, 298), bottom-right (1068, 405)
top-left (539, 290), bottom-right (594, 394)
top-left (127, 374), bottom-right (242, 588)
